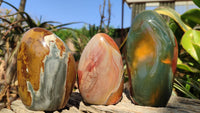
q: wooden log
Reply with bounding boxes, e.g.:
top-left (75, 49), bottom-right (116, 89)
top-left (131, 3), bottom-right (146, 20)
top-left (159, 1), bottom-right (175, 8)
top-left (2, 88), bottom-right (200, 113)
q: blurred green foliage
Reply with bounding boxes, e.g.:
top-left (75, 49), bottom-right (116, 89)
top-left (54, 24), bottom-right (128, 61)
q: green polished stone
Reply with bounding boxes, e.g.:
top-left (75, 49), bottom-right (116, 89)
top-left (127, 10), bottom-right (177, 107)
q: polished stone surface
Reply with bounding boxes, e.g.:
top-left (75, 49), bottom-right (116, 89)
top-left (17, 28), bottom-right (76, 111)
top-left (127, 10), bottom-right (178, 107)
top-left (78, 33), bottom-right (124, 105)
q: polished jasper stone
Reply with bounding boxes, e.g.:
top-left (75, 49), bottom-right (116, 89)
top-left (78, 33), bottom-right (124, 105)
top-left (17, 27), bottom-right (76, 111)
top-left (127, 10), bottom-right (178, 107)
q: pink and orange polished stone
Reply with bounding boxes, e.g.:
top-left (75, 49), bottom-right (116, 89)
top-left (78, 33), bottom-right (124, 105)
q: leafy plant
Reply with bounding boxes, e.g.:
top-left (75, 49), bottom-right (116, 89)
top-left (154, 1), bottom-right (200, 99)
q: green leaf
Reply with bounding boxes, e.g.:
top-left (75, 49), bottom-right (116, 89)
top-left (181, 29), bottom-right (200, 63)
top-left (178, 78), bottom-right (200, 94)
top-left (169, 19), bottom-right (184, 42)
top-left (191, 79), bottom-right (200, 91)
top-left (0, 17), bottom-right (12, 24)
top-left (185, 75), bottom-right (191, 91)
top-left (22, 12), bottom-right (37, 28)
top-left (2, 1), bottom-right (19, 12)
top-left (154, 6), bottom-right (192, 32)
top-left (181, 9), bottom-right (200, 28)
top-left (193, 0), bottom-right (200, 8)
top-left (39, 21), bottom-right (60, 28)
top-left (174, 78), bottom-right (197, 99)
top-left (177, 58), bottom-right (200, 73)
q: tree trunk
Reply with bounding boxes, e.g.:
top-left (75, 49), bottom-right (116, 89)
top-left (16, 0), bottom-right (27, 22)
top-left (0, 0), bottom-right (3, 6)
